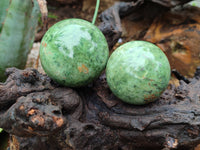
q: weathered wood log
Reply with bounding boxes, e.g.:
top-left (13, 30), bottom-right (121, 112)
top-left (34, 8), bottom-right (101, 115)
top-left (150, 0), bottom-right (191, 7)
top-left (1, 66), bottom-right (200, 150)
top-left (98, 0), bottom-right (192, 49)
top-left (1, 1), bottom-right (200, 150)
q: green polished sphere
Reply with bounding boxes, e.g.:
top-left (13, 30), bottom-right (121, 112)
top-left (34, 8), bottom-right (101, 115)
top-left (40, 19), bottom-right (109, 87)
top-left (106, 41), bottom-right (171, 105)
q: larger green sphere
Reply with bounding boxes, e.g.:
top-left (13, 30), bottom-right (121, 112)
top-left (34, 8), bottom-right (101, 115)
top-left (106, 41), bottom-right (171, 105)
top-left (40, 19), bottom-right (109, 87)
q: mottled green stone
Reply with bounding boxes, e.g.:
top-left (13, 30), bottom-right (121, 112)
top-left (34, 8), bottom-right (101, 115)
top-left (40, 19), bottom-right (109, 87)
top-left (106, 41), bottom-right (171, 105)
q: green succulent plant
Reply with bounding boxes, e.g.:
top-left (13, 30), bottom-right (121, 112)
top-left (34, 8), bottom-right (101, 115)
top-left (0, 0), bottom-right (40, 81)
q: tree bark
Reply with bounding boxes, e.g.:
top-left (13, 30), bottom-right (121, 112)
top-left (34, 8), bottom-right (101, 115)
top-left (1, 66), bottom-right (200, 150)
top-left (1, 1), bottom-right (200, 150)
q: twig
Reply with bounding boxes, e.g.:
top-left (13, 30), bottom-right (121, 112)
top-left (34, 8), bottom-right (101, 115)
top-left (37, 0), bottom-right (48, 31)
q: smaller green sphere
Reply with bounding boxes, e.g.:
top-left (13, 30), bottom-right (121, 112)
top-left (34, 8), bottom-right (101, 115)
top-left (40, 19), bottom-right (109, 87)
top-left (106, 41), bottom-right (171, 105)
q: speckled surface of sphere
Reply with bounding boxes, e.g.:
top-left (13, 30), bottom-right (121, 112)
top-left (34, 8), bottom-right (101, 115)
top-left (40, 19), bottom-right (109, 87)
top-left (106, 41), bottom-right (171, 105)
